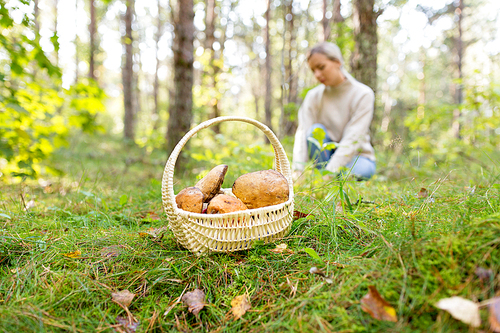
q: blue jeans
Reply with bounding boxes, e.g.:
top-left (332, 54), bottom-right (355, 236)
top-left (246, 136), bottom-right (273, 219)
top-left (307, 123), bottom-right (376, 180)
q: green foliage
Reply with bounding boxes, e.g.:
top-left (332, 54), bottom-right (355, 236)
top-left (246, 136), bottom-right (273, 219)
top-left (404, 78), bottom-right (500, 169)
top-left (0, 4), bottom-right (106, 182)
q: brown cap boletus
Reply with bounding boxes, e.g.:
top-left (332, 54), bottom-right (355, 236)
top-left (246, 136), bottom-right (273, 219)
top-left (206, 194), bottom-right (248, 214)
top-left (195, 164), bottom-right (228, 203)
top-left (175, 187), bottom-right (205, 213)
top-left (232, 170), bottom-right (289, 209)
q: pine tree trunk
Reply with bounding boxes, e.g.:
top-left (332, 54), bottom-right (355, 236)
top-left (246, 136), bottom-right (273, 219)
top-left (264, 0), bottom-right (273, 133)
top-left (166, 0), bottom-right (194, 166)
top-left (351, 0), bottom-right (378, 93)
top-left (89, 0), bottom-right (96, 80)
top-left (123, 0), bottom-right (135, 141)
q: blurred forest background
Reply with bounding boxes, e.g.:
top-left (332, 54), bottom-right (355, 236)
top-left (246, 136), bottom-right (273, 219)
top-left (1, 0), bottom-right (499, 183)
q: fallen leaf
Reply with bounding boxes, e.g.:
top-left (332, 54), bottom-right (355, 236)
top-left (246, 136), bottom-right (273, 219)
top-left (231, 294), bottom-right (251, 319)
top-left (360, 285), bottom-right (397, 322)
top-left (147, 212), bottom-right (160, 220)
top-left (293, 210), bottom-right (311, 220)
top-left (417, 188), bottom-right (428, 198)
top-left (309, 266), bottom-right (333, 284)
top-left (488, 297), bottom-right (500, 332)
top-left (138, 227), bottom-right (165, 239)
top-left (112, 290), bottom-right (136, 308)
top-left (435, 296), bottom-right (480, 327)
top-left (475, 267), bottom-right (493, 282)
top-left (100, 245), bottom-right (126, 258)
top-left (269, 243), bottom-right (294, 254)
top-left (181, 289), bottom-right (205, 316)
top-left (116, 315), bottom-right (139, 333)
top-left (62, 250), bottom-right (82, 258)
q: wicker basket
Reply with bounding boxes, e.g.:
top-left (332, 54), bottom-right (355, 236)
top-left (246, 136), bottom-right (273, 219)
top-left (161, 116), bottom-right (294, 255)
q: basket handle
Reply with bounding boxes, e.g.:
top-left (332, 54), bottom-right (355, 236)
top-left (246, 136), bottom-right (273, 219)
top-left (161, 116), bottom-right (292, 211)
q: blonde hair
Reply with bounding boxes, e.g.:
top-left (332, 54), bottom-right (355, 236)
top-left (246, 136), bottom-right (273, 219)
top-left (307, 42), bottom-right (344, 66)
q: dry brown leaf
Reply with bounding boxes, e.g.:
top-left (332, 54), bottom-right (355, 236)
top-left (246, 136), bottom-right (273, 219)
top-left (360, 285), bottom-right (397, 322)
top-left (417, 188), bottom-right (428, 198)
top-left (138, 227), bottom-right (165, 239)
top-left (147, 212), bottom-right (160, 220)
top-left (115, 315), bottom-right (139, 333)
top-left (62, 250), bottom-right (81, 258)
top-left (269, 243), bottom-right (294, 254)
top-left (488, 297), bottom-right (500, 332)
top-left (112, 290), bottom-right (136, 308)
top-left (181, 289), bottom-right (206, 316)
top-left (231, 294), bottom-right (251, 320)
top-left (293, 210), bottom-right (312, 220)
top-left (435, 296), bottom-right (480, 327)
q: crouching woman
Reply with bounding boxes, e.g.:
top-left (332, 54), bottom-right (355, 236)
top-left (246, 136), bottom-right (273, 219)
top-left (292, 42), bottom-right (376, 180)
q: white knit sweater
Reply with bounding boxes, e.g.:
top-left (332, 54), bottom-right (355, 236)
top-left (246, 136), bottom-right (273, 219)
top-left (292, 72), bottom-right (376, 173)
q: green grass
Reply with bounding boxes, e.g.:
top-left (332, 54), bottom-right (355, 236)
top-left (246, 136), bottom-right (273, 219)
top-left (1, 132), bottom-right (499, 332)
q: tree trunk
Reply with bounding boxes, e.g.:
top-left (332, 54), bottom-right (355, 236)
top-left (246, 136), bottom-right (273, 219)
top-left (283, 0), bottom-right (297, 136)
top-left (122, 0), bottom-right (135, 141)
top-left (153, 0), bottom-right (162, 130)
top-left (331, 0), bottom-right (344, 40)
top-left (89, 0), bottom-right (96, 80)
top-left (166, 0), bottom-right (194, 167)
top-left (264, 0), bottom-right (273, 133)
top-left (205, 0), bottom-right (221, 133)
top-left (351, 0), bottom-right (378, 93)
top-left (75, 0), bottom-right (80, 84)
top-left (321, 0), bottom-right (330, 42)
top-left (452, 0), bottom-right (464, 138)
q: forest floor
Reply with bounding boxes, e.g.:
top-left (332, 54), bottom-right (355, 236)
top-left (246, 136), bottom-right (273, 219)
top-left (1, 132), bottom-right (499, 332)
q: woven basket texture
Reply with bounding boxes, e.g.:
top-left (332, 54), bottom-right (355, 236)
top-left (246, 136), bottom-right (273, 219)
top-left (161, 116), bottom-right (294, 255)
